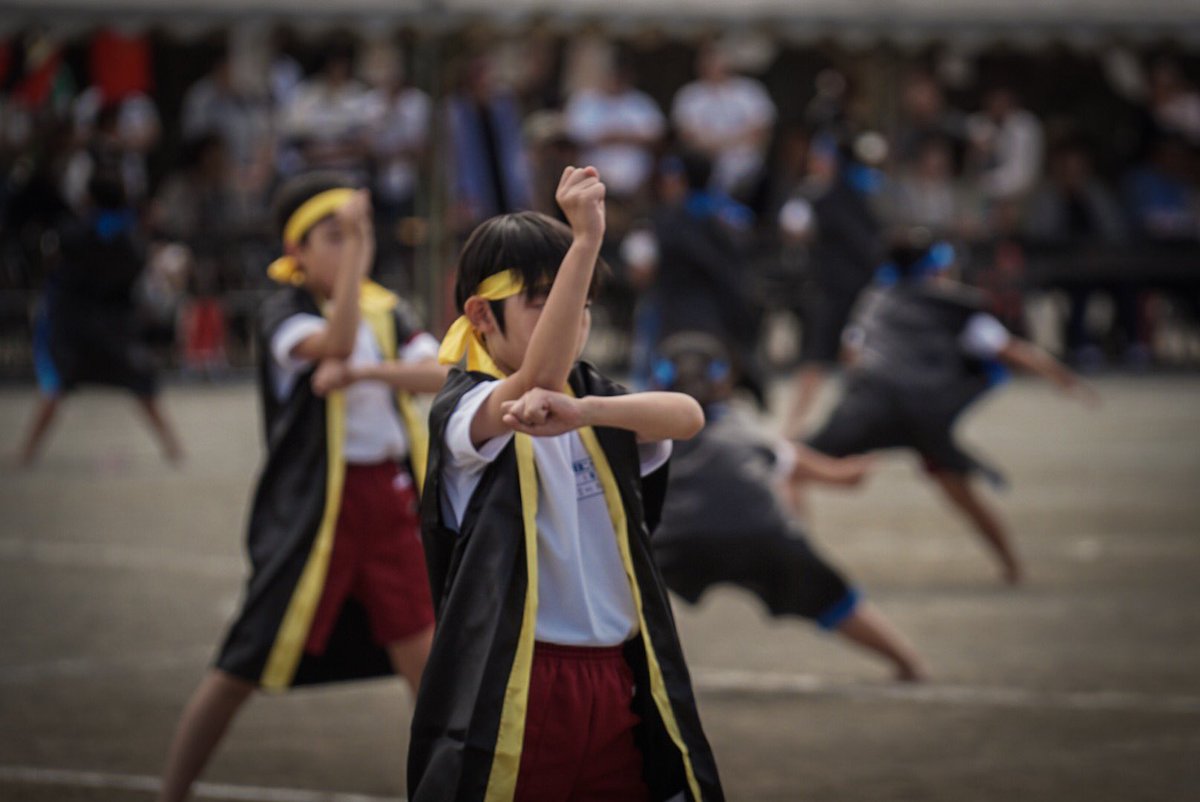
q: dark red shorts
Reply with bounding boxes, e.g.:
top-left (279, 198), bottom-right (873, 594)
top-left (514, 641), bottom-right (652, 802)
top-left (305, 462), bottom-right (434, 655)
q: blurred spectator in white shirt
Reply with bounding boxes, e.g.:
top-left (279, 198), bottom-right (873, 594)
top-left (671, 43), bottom-right (776, 199)
top-left (565, 52), bottom-right (664, 200)
top-left (967, 87), bottom-right (1044, 202)
top-left (181, 50), bottom-right (273, 205)
top-left (278, 42), bottom-right (376, 181)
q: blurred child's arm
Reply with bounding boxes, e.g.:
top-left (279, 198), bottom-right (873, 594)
top-left (784, 441), bottom-right (874, 487)
top-left (998, 339), bottom-right (1100, 406)
top-left (291, 190), bottom-right (373, 362)
top-left (501, 388), bottom-right (704, 442)
top-left (349, 359), bottom-right (449, 394)
top-left (469, 167), bottom-right (606, 445)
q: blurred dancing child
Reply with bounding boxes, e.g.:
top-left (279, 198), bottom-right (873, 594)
top-left (159, 174), bottom-right (446, 802)
top-left (651, 332), bottom-right (927, 681)
top-left (805, 236), bottom-right (1097, 584)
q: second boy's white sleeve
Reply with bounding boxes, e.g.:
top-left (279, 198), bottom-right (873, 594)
top-left (399, 331), bottom-right (440, 363)
top-left (444, 381), bottom-right (514, 470)
top-left (271, 313), bottom-right (327, 373)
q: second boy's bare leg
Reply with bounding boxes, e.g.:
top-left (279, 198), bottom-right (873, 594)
top-left (386, 625), bottom-right (434, 696)
top-left (931, 471), bottom-right (1023, 585)
top-left (158, 669), bottom-right (255, 802)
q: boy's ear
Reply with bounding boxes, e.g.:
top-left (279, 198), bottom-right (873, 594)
top-left (284, 241), bottom-right (302, 257)
top-left (464, 296), bottom-right (498, 334)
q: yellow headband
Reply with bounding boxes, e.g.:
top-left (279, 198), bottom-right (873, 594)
top-left (437, 270), bottom-right (526, 377)
top-left (266, 188), bottom-right (357, 285)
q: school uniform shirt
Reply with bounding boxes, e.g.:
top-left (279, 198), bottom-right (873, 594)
top-left (271, 314), bottom-right (438, 463)
top-left (441, 380), bottom-right (671, 647)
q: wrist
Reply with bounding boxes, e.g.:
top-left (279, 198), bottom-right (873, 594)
top-left (571, 232), bottom-right (603, 251)
top-left (578, 395), bottom-right (602, 428)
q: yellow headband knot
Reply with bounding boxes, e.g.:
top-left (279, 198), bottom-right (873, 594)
top-left (437, 270), bottom-right (525, 377)
top-left (266, 188), bottom-right (358, 285)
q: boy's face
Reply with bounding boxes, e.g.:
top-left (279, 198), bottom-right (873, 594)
top-left (292, 216), bottom-right (348, 296)
top-left (484, 291), bottom-right (592, 375)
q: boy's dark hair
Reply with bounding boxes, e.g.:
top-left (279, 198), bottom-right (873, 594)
top-left (654, 331), bottom-right (733, 407)
top-left (270, 171), bottom-right (357, 242)
top-left (454, 211), bottom-right (607, 333)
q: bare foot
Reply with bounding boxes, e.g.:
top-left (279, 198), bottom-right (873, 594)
top-left (895, 660), bottom-right (929, 683)
top-left (1002, 560), bottom-right (1024, 586)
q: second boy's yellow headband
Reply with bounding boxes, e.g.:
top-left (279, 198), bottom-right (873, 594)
top-left (266, 188), bottom-right (357, 285)
top-left (437, 270), bottom-right (526, 376)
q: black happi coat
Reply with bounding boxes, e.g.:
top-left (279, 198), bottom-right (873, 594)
top-left (216, 285), bottom-right (419, 689)
top-left (409, 363), bottom-right (723, 801)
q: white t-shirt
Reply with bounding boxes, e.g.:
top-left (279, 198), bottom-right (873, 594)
top-left (959, 312), bottom-right (1011, 360)
top-left (440, 380), bottom-right (672, 647)
top-left (271, 314), bottom-right (439, 464)
top-left (367, 86), bottom-right (432, 204)
top-left (671, 77), bottom-right (776, 192)
top-left (565, 88), bottom-right (665, 197)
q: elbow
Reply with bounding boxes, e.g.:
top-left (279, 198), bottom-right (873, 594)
top-left (524, 367), bottom-right (571, 393)
top-left (326, 343), bottom-right (354, 361)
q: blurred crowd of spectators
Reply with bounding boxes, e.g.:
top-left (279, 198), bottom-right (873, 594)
top-left (2, 26), bottom-right (1199, 378)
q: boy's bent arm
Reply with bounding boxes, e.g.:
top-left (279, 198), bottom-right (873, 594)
top-left (581, 392), bottom-right (705, 442)
top-left (501, 388), bottom-right (702, 442)
top-left (351, 359), bottom-right (449, 394)
top-left (469, 167), bottom-right (605, 446)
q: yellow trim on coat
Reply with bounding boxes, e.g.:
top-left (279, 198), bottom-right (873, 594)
top-left (260, 391), bottom-right (347, 690)
top-left (483, 432), bottom-right (540, 802)
top-left (575, 422), bottom-right (703, 802)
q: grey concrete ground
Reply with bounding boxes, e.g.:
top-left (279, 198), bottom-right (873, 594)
top-left (1, 376), bottom-right (1198, 801)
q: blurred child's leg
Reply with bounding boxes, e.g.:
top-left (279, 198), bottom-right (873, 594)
top-left (158, 669), bottom-right (255, 802)
top-left (834, 602), bottom-right (928, 682)
top-left (783, 364), bottom-right (826, 438)
top-left (931, 471), bottom-right (1022, 584)
top-left (385, 625), bottom-right (434, 697)
top-left (134, 395), bottom-right (185, 464)
top-left (19, 395), bottom-right (61, 467)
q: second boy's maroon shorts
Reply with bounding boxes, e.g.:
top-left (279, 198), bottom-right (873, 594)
top-left (306, 461), bottom-right (434, 654)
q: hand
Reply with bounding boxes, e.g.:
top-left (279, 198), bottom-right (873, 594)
top-left (825, 455), bottom-right (875, 487)
top-left (334, 189), bottom-right (375, 277)
top-left (555, 166), bottom-right (606, 244)
top-left (501, 388), bottom-right (587, 437)
top-left (312, 359), bottom-right (353, 397)
top-left (334, 188), bottom-right (372, 233)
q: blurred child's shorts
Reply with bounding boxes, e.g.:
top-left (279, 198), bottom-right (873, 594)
top-left (306, 461), bottom-right (434, 653)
